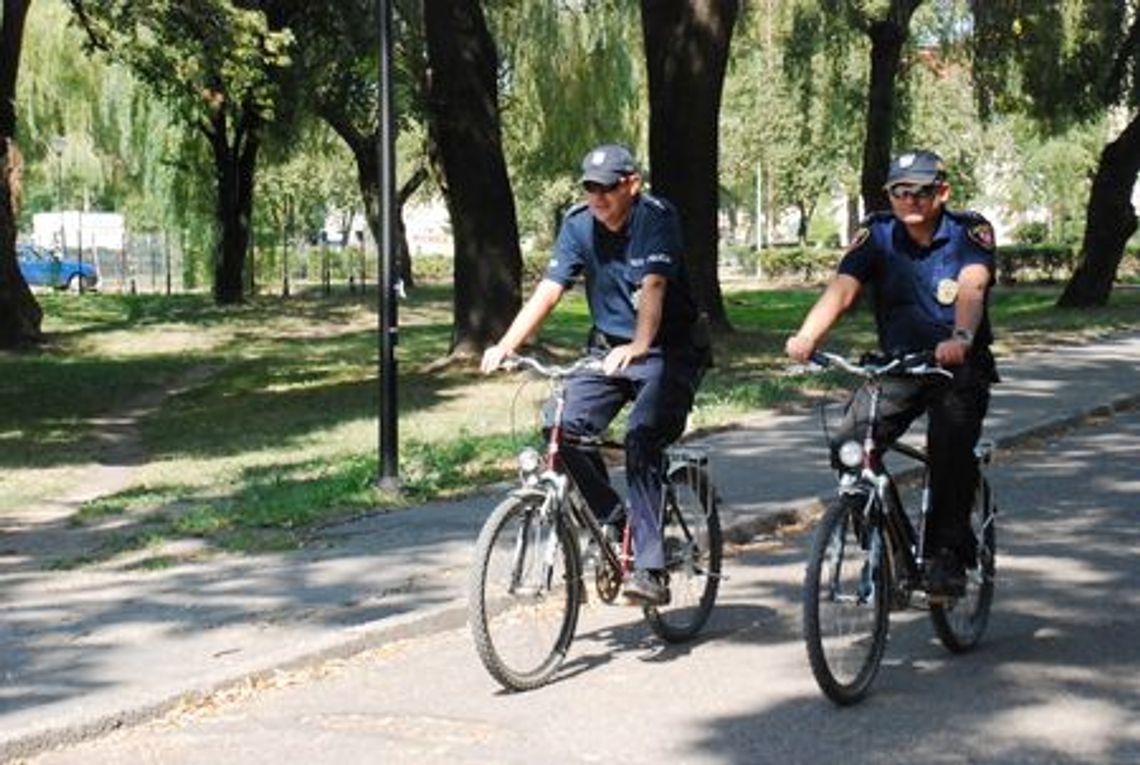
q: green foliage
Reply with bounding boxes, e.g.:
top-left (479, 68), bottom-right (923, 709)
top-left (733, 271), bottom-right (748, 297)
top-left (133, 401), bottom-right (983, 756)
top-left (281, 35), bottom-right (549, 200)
top-left (68, 1), bottom-right (294, 127)
top-left (721, 2), bottom-right (865, 241)
top-left (491, 1), bottom-right (644, 238)
top-left (996, 245), bottom-right (1078, 284)
top-left (972, 1), bottom-right (1134, 125)
top-left (18, 1), bottom-right (205, 240)
top-left (1012, 221), bottom-right (1049, 245)
top-left (759, 246), bottom-right (841, 281)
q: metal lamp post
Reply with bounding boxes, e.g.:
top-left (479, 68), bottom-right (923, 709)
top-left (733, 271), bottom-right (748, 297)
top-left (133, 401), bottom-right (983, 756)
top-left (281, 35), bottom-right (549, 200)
top-left (50, 136), bottom-right (66, 265)
top-left (377, 0), bottom-right (399, 489)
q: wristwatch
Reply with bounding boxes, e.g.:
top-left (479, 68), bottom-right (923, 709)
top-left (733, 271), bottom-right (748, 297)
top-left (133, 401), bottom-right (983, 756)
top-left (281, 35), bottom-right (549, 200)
top-left (952, 327), bottom-right (974, 347)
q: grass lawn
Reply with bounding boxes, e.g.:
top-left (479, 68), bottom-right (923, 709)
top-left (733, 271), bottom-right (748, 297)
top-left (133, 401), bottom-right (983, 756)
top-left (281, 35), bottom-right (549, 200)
top-left (3, 277), bottom-right (1137, 568)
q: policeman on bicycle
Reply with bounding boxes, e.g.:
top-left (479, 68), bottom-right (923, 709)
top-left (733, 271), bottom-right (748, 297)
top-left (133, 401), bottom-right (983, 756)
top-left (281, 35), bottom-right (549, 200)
top-left (785, 149), bottom-right (998, 596)
top-left (482, 143), bottom-right (709, 605)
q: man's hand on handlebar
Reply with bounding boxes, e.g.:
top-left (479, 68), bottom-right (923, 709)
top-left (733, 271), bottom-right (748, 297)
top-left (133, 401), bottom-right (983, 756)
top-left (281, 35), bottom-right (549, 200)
top-left (934, 338), bottom-right (969, 367)
top-left (785, 333), bottom-right (816, 364)
top-left (481, 344), bottom-right (511, 374)
top-left (603, 342), bottom-right (647, 375)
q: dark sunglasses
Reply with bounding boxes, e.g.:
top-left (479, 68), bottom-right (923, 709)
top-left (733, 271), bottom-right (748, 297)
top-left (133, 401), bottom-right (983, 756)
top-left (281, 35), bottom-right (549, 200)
top-left (582, 179), bottom-right (622, 195)
top-left (888, 184), bottom-right (939, 201)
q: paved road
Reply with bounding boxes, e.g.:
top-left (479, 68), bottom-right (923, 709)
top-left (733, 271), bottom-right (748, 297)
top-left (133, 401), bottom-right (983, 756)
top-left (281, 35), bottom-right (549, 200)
top-left (26, 408), bottom-right (1140, 765)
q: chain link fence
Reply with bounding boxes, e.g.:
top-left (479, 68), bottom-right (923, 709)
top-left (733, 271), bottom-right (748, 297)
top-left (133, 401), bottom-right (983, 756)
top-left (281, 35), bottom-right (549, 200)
top-left (84, 232), bottom-right (186, 294)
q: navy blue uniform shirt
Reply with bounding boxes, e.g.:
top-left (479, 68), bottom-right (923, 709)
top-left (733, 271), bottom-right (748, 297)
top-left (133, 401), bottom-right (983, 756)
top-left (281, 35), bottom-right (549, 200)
top-left (839, 209), bottom-right (996, 355)
top-left (547, 193), bottom-right (697, 348)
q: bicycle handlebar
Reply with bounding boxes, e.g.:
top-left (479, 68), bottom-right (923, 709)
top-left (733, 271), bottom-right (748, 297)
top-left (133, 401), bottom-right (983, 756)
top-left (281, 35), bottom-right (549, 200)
top-left (810, 350), bottom-right (953, 380)
top-left (501, 353), bottom-right (605, 379)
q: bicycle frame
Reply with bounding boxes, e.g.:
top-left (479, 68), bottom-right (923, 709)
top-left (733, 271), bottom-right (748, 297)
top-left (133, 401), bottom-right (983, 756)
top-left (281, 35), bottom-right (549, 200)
top-left (818, 351), bottom-right (952, 596)
top-left (470, 353), bottom-right (723, 690)
top-left (507, 354), bottom-right (708, 590)
top-left (803, 349), bottom-right (998, 704)
top-left (507, 356), bottom-right (630, 587)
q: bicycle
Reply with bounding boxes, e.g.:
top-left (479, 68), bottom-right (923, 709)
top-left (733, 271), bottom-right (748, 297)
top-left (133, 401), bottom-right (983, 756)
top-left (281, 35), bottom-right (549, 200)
top-left (468, 353), bottom-right (723, 692)
top-left (801, 350), bottom-right (997, 705)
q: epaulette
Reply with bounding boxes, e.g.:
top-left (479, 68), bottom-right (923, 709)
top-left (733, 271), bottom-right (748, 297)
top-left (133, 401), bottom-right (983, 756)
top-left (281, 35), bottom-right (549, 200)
top-left (859, 211), bottom-right (894, 227)
top-left (945, 208), bottom-right (988, 223)
top-left (948, 209), bottom-right (996, 251)
top-left (564, 201), bottom-right (590, 219)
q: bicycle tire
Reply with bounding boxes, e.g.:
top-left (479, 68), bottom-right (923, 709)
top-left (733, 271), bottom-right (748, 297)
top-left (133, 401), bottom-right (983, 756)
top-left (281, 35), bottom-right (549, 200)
top-left (803, 494), bottom-right (890, 705)
top-left (644, 464), bottom-right (723, 642)
top-left (468, 493), bottom-right (581, 691)
top-left (930, 476), bottom-right (996, 652)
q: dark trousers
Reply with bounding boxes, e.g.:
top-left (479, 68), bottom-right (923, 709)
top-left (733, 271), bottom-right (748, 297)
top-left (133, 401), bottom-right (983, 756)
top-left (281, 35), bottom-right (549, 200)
top-left (559, 348), bottom-right (704, 570)
top-left (830, 359), bottom-right (992, 561)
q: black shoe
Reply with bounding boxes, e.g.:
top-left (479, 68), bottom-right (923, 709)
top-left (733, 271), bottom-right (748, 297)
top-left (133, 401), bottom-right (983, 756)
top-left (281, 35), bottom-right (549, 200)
top-left (926, 548), bottom-right (967, 597)
top-left (623, 569), bottom-right (670, 606)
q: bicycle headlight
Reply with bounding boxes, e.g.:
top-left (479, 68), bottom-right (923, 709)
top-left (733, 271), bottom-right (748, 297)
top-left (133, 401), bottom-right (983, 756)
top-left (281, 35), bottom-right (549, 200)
top-left (517, 447), bottom-right (542, 476)
top-left (838, 440), bottom-right (864, 469)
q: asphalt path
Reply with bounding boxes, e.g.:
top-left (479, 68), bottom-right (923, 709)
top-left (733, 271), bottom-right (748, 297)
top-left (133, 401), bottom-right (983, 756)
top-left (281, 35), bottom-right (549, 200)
top-left (26, 408), bottom-right (1139, 765)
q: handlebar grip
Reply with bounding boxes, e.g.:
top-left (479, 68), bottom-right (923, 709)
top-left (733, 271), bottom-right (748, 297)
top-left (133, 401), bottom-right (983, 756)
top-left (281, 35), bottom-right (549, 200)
top-left (809, 351), bottom-right (830, 368)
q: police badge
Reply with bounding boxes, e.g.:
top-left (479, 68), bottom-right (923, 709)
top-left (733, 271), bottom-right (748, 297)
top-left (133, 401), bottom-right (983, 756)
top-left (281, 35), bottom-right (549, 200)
top-left (936, 278), bottom-right (959, 305)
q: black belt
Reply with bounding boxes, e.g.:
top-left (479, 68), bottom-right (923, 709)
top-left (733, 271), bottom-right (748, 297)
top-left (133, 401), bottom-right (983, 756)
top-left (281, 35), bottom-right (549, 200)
top-left (588, 327), bottom-right (632, 351)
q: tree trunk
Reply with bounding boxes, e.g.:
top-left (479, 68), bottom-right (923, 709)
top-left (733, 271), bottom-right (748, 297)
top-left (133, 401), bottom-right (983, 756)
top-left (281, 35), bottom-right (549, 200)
top-left (0, 0), bottom-right (40, 349)
top-left (326, 118), bottom-right (417, 293)
top-left (859, 14), bottom-right (913, 214)
top-left (1057, 113), bottom-right (1140, 307)
top-left (424, 0), bottom-right (522, 357)
top-left (207, 111), bottom-right (260, 305)
top-left (640, 0), bottom-right (739, 333)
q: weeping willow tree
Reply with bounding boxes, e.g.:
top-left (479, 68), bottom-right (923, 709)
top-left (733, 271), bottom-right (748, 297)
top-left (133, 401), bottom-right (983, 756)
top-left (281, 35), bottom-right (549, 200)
top-left (19, 0), bottom-right (211, 290)
top-left (493, 0), bottom-right (644, 247)
top-left (777, 1), bottom-right (866, 241)
top-left (68, 0), bottom-right (294, 305)
top-left (973, 0), bottom-right (1140, 307)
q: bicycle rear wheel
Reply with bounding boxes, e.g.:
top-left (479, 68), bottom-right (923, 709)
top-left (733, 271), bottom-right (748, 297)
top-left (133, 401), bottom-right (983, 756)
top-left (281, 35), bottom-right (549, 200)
top-left (803, 494), bottom-right (890, 705)
top-left (468, 493), bottom-right (580, 691)
top-left (930, 476), bottom-right (996, 652)
top-left (644, 463), bottom-right (722, 642)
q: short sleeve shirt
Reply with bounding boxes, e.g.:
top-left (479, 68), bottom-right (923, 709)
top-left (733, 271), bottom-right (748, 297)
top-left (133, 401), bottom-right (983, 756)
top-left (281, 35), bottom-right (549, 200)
top-left (838, 209), bottom-right (995, 355)
top-left (547, 193), bottom-right (697, 347)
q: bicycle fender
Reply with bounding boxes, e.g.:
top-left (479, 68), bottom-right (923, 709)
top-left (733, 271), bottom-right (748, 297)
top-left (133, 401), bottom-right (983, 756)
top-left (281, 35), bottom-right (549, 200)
top-left (508, 485), bottom-right (555, 503)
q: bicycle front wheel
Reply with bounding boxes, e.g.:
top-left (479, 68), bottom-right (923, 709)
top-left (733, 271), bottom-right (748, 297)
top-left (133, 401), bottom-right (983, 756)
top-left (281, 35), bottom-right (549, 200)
top-left (930, 476), bottom-right (996, 652)
top-left (468, 493), bottom-right (581, 691)
top-left (803, 494), bottom-right (890, 705)
top-left (644, 464), bottom-right (722, 642)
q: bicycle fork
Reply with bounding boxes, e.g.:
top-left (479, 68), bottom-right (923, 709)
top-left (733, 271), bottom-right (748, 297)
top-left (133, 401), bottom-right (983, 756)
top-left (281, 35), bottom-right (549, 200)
top-left (507, 493), bottom-right (564, 597)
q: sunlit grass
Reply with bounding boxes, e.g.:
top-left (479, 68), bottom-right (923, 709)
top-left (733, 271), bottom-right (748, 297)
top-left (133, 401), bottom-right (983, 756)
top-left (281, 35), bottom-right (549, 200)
top-left (3, 279), bottom-right (1137, 565)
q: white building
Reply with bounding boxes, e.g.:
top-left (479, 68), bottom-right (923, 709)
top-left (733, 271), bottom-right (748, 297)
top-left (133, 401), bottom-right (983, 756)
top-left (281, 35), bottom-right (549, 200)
top-left (320, 200), bottom-right (453, 256)
top-left (33, 211), bottom-right (125, 253)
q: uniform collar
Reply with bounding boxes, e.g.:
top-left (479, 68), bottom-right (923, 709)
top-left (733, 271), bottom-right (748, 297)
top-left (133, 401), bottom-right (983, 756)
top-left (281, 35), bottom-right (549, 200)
top-left (594, 193), bottom-right (641, 238)
top-left (892, 210), bottom-right (951, 253)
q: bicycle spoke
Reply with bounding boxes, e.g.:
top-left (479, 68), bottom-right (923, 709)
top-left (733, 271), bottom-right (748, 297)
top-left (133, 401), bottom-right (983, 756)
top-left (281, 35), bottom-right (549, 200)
top-left (469, 495), bottom-right (580, 691)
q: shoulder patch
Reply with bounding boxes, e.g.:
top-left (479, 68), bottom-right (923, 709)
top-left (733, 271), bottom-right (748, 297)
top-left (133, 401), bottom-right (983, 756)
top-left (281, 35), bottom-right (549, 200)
top-left (844, 226), bottom-right (871, 254)
top-left (966, 221), bottom-right (996, 251)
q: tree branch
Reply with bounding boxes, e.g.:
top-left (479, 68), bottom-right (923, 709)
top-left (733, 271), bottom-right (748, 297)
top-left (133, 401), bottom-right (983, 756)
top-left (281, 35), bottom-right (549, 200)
top-left (1104, 13), bottom-right (1140, 105)
top-left (66, 0), bottom-right (113, 54)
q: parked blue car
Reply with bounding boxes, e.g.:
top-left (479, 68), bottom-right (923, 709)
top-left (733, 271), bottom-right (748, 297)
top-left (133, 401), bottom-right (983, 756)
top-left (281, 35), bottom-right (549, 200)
top-left (16, 243), bottom-right (99, 291)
